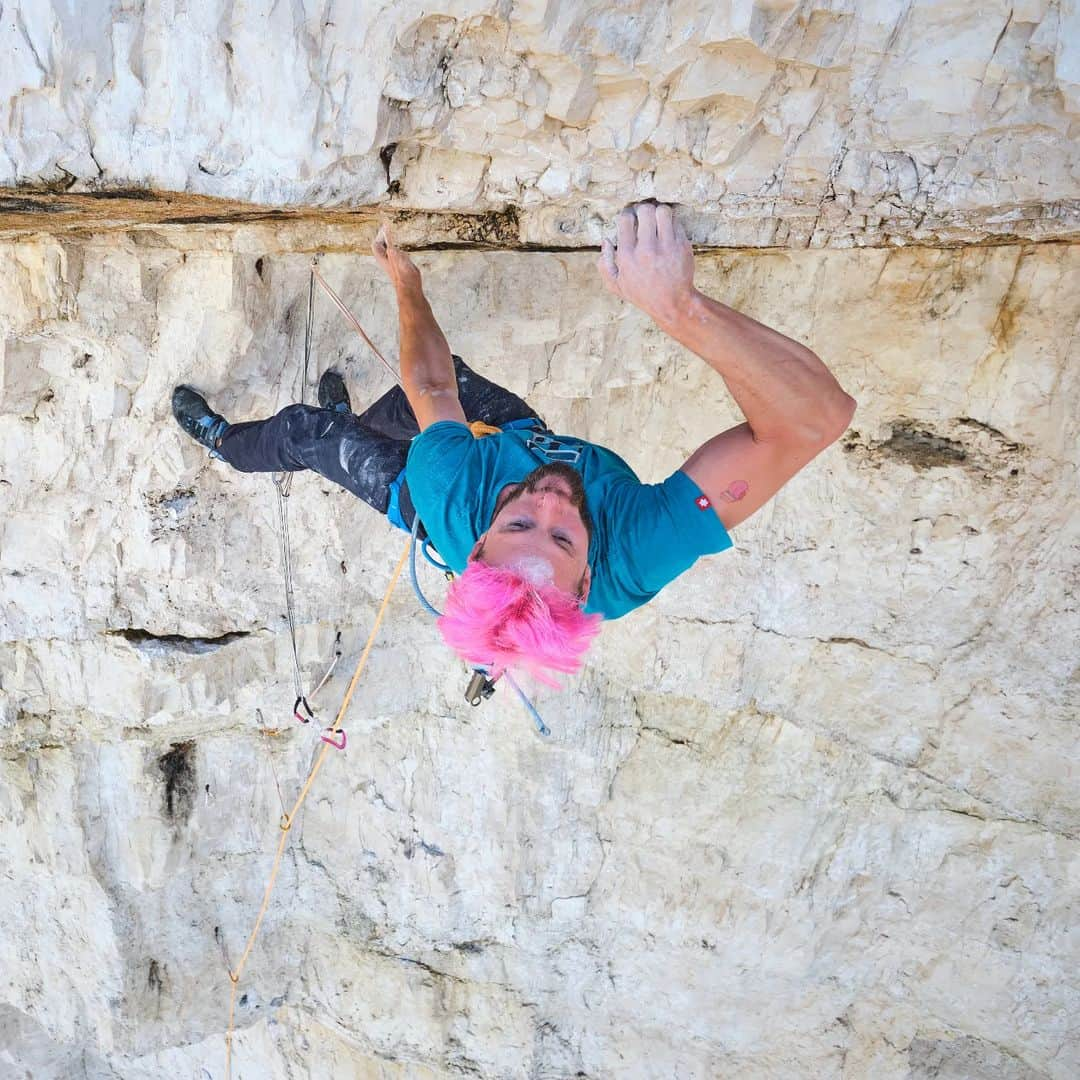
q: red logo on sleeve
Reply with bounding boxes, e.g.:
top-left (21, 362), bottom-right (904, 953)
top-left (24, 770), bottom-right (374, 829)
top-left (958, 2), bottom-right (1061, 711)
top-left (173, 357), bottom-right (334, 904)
top-left (695, 494), bottom-right (712, 510)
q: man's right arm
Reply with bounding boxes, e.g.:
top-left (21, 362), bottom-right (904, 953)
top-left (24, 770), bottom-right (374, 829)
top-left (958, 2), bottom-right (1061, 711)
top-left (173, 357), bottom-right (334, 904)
top-left (373, 225), bottom-right (467, 432)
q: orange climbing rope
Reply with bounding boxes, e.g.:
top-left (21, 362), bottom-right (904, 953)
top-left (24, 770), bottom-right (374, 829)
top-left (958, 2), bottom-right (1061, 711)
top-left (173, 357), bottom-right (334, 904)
top-left (310, 261), bottom-right (401, 387)
top-left (223, 255), bottom-right (509, 1076)
top-left (224, 541), bottom-right (410, 1080)
top-left (224, 256), bottom-right (405, 1077)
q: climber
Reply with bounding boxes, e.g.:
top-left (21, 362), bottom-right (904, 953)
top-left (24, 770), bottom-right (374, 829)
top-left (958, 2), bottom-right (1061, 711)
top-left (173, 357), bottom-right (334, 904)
top-left (171, 202), bottom-right (856, 686)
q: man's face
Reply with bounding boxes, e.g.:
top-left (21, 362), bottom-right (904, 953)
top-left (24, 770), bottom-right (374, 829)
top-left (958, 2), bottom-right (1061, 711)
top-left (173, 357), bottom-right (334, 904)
top-left (471, 463), bottom-right (593, 600)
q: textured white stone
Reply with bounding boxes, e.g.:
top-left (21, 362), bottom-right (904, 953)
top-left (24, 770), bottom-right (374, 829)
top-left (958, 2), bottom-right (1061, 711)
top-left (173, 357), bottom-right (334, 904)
top-left (1, 0), bottom-right (1079, 244)
top-left (0, 2), bottom-right (1078, 1076)
top-left (1, 226), bottom-right (1078, 1077)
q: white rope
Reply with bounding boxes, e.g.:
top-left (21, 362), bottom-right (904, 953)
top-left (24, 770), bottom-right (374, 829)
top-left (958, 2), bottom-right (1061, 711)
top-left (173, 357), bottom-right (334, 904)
top-left (272, 262), bottom-right (319, 714)
top-left (273, 473), bottom-right (305, 703)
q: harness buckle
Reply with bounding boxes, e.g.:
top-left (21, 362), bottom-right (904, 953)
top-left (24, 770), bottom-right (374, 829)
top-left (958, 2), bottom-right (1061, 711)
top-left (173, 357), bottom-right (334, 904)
top-left (465, 670), bottom-right (497, 707)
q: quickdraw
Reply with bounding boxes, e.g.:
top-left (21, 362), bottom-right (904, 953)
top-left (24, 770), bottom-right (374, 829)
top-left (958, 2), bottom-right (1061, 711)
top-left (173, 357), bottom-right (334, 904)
top-left (320, 728), bottom-right (347, 751)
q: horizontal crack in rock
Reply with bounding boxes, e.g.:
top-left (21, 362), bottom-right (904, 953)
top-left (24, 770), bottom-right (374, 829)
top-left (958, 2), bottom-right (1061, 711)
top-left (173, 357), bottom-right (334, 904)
top-left (640, 725), bottom-right (698, 750)
top-left (2, 188), bottom-right (1077, 248)
top-left (106, 628), bottom-right (255, 654)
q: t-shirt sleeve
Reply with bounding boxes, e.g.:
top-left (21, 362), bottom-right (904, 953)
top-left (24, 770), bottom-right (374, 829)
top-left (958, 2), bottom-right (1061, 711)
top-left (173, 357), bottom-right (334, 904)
top-left (405, 421), bottom-right (475, 502)
top-left (604, 468), bottom-right (733, 604)
top-left (405, 421), bottom-right (487, 572)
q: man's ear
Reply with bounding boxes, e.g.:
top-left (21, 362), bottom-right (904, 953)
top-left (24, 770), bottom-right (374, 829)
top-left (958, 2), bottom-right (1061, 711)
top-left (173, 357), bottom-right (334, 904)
top-left (577, 564), bottom-right (593, 604)
top-left (468, 535), bottom-right (487, 562)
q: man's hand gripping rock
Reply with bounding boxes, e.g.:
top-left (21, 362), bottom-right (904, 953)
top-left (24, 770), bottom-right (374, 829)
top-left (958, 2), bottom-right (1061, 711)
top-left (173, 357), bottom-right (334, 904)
top-left (597, 201), bottom-right (698, 329)
top-left (372, 223), bottom-right (423, 294)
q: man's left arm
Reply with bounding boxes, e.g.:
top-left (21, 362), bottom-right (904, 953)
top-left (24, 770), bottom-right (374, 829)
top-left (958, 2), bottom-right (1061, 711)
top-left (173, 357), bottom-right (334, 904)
top-left (598, 202), bottom-right (856, 531)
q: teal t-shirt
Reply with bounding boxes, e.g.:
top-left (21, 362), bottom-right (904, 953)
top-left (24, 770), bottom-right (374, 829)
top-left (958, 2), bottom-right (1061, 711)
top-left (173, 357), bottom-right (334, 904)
top-left (405, 420), bottom-right (733, 620)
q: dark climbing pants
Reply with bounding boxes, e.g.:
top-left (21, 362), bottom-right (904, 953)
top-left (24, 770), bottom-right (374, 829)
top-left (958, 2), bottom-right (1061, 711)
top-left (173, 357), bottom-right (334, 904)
top-left (215, 356), bottom-right (543, 529)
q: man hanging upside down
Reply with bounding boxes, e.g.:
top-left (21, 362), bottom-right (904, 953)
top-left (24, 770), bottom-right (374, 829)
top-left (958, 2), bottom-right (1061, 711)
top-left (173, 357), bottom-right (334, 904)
top-left (172, 202), bottom-right (856, 686)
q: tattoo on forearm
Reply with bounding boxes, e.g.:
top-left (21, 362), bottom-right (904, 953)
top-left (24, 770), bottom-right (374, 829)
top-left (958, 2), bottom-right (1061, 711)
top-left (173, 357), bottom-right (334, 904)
top-left (719, 480), bottom-right (749, 503)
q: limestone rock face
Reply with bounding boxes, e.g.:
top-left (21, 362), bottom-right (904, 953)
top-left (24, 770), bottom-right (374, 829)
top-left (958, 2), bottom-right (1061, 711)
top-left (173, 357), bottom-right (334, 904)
top-left (2, 2), bottom-right (1079, 1078)
top-left (3, 0), bottom-right (1079, 246)
top-left (1, 224), bottom-right (1078, 1078)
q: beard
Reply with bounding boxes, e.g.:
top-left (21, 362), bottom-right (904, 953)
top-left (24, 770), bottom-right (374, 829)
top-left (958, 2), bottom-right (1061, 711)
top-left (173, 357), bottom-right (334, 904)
top-left (493, 462), bottom-right (595, 541)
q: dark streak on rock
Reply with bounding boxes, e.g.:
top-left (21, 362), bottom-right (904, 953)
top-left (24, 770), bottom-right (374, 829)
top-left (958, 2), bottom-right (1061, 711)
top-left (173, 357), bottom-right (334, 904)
top-left (395, 954), bottom-right (465, 983)
top-left (878, 421), bottom-right (968, 470)
top-left (81, 187), bottom-right (165, 202)
top-left (16, 170), bottom-right (78, 194)
top-left (641, 725), bottom-right (694, 749)
top-left (158, 741), bottom-right (196, 820)
top-left (403, 205), bottom-right (520, 247)
top-left (452, 940), bottom-right (485, 954)
top-left (400, 836), bottom-right (446, 860)
top-left (956, 415), bottom-right (1021, 449)
top-left (159, 488), bottom-right (195, 513)
top-left (0, 196), bottom-right (70, 213)
top-left (908, 1034), bottom-right (1046, 1080)
top-left (379, 143), bottom-right (398, 188)
top-left (157, 211), bottom-right (289, 226)
top-left (843, 416), bottom-right (1027, 476)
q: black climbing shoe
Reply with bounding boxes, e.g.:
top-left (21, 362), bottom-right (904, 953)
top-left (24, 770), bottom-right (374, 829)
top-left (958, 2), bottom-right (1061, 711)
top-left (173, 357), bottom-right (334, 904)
top-left (318, 369), bottom-right (352, 414)
top-left (171, 385), bottom-right (230, 452)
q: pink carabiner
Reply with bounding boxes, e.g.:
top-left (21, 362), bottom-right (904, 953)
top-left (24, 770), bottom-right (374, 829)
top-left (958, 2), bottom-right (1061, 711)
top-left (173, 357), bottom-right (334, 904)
top-left (320, 728), bottom-right (346, 751)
